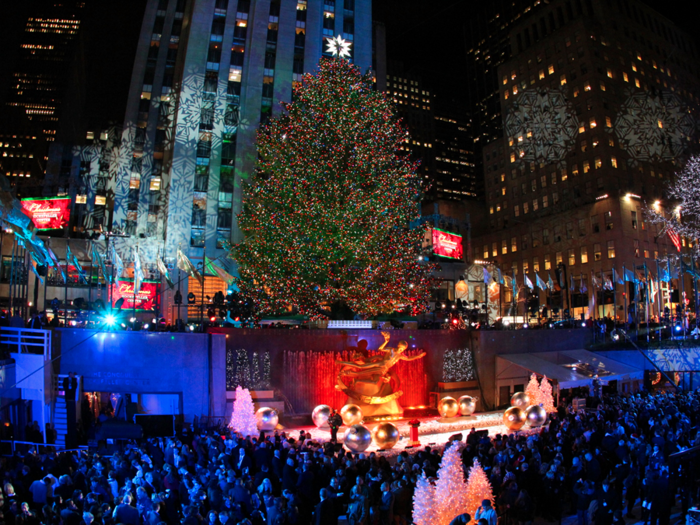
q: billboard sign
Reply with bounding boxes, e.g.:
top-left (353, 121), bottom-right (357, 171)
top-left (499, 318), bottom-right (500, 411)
top-left (432, 228), bottom-right (463, 260)
top-left (110, 280), bottom-right (159, 311)
top-left (21, 196), bottom-right (71, 230)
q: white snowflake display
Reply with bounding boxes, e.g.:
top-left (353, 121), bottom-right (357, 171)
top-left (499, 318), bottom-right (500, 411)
top-left (504, 88), bottom-right (579, 165)
top-left (613, 90), bottom-right (695, 163)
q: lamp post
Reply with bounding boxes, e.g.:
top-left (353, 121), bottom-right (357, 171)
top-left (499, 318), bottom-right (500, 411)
top-left (558, 262), bottom-right (570, 323)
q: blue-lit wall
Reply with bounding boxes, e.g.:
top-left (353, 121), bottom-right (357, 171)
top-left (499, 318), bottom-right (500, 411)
top-left (54, 329), bottom-right (227, 421)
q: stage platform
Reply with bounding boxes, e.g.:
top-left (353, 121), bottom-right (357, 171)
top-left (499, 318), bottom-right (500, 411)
top-left (275, 411), bottom-right (543, 456)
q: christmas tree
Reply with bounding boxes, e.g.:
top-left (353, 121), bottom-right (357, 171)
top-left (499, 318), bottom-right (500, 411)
top-left (232, 56), bottom-right (435, 319)
top-left (539, 375), bottom-right (556, 413)
top-left (525, 373), bottom-right (541, 407)
top-left (464, 458), bottom-right (495, 520)
top-left (412, 473), bottom-right (437, 525)
top-left (228, 386), bottom-right (258, 437)
top-left (434, 442), bottom-right (469, 525)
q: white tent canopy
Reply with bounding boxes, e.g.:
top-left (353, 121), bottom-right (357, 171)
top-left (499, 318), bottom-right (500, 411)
top-left (496, 349), bottom-right (644, 389)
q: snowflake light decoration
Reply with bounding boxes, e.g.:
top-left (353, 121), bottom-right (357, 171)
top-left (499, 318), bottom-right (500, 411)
top-left (326, 35), bottom-right (352, 58)
top-left (612, 90), bottom-right (696, 163)
top-left (504, 88), bottom-right (579, 165)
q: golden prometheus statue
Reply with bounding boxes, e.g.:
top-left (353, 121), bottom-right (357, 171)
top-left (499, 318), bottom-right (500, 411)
top-left (335, 331), bottom-right (426, 417)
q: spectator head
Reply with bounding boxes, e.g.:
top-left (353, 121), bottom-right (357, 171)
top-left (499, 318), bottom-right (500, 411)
top-left (208, 511), bottom-right (218, 523)
top-left (319, 488), bottom-right (329, 501)
top-left (83, 512), bottom-right (94, 525)
top-left (482, 499), bottom-right (492, 508)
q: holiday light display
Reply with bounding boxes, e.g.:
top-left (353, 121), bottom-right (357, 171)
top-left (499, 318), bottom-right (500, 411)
top-left (464, 458), bottom-right (495, 520)
top-left (434, 442), bottom-right (469, 525)
top-left (442, 348), bottom-right (476, 382)
top-left (525, 373), bottom-right (541, 408)
top-left (232, 57), bottom-right (435, 319)
top-left (539, 375), bottom-right (556, 413)
top-left (412, 473), bottom-right (437, 525)
top-left (228, 386), bottom-right (258, 437)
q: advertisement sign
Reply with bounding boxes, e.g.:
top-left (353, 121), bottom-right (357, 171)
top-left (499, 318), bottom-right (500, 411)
top-left (110, 280), bottom-right (159, 311)
top-left (21, 196), bottom-right (71, 230)
top-left (432, 228), bottom-right (463, 260)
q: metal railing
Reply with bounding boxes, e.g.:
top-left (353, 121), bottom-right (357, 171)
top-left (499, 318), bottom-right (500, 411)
top-left (0, 327), bottom-right (52, 358)
top-left (0, 439), bottom-right (89, 456)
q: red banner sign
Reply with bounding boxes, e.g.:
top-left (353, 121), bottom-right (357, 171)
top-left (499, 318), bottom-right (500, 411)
top-left (432, 228), bottom-right (463, 260)
top-left (110, 280), bottom-right (159, 311)
top-left (21, 196), bottom-right (71, 230)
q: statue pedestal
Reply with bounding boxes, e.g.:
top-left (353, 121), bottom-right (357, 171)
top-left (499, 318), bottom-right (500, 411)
top-left (349, 380), bottom-right (403, 418)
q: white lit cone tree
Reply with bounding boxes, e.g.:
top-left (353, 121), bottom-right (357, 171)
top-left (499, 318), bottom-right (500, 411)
top-left (464, 458), bottom-right (495, 520)
top-left (229, 386), bottom-right (259, 437)
top-left (412, 472), bottom-right (437, 525)
top-left (525, 373), bottom-right (541, 407)
top-left (434, 442), bottom-right (470, 525)
top-left (539, 375), bottom-right (556, 413)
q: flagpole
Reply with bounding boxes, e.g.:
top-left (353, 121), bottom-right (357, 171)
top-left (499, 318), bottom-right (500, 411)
top-left (644, 261), bottom-right (650, 342)
top-left (680, 254), bottom-right (685, 336)
top-left (64, 240), bottom-right (70, 327)
top-left (201, 248), bottom-right (206, 332)
top-left (613, 267), bottom-right (617, 327)
top-left (623, 263), bottom-right (628, 330)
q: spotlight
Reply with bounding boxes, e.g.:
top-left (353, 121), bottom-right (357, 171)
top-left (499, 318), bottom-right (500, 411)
top-left (188, 324), bottom-right (196, 332)
top-left (581, 321), bottom-right (586, 327)
top-left (675, 324), bottom-right (682, 332)
top-left (452, 318), bottom-right (459, 325)
top-left (143, 323), bottom-right (150, 330)
top-left (503, 319), bottom-right (511, 326)
top-left (522, 323), bottom-right (529, 329)
top-left (611, 331), bottom-right (620, 341)
top-left (210, 316), bottom-right (217, 322)
top-left (104, 314), bottom-right (117, 326)
top-left (152, 318), bottom-right (157, 324)
top-left (130, 317), bottom-right (136, 323)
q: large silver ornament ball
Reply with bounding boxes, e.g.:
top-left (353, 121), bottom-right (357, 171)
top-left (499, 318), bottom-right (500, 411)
top-left (438, 396), bottom-right (459, 418)
top-left (255, 407), bottom-right (279, 431)
top-left (344, 424), bottom-right (372, 453)
top-left (458, 395), bottom-right (477, 416)
top-left (340, 404), bottom-right (363, 426)
top-left (503, 406), bottom-right (526, 431)
top-left (372, 422), bottom-right (400, 450)
top-left (311, 404), bottom-right (332, 428)
top-left (510, 392), bottom-right (530, 408)
top-left (525, 405), bottom-right (547, 427)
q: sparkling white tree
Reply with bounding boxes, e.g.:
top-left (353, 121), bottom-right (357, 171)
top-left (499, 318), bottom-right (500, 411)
top-left (228, 386), bottom-right (258, 436)
top-left (434, 442), bottom-right (469, 525)
top-left (525, 373), bottom-right (541, 407)
top-left (646, 156), bottom-right (700, 257)
top-left (412, 473), bottom-right (437, 525)
top-left (464, 458), bottom-right (495, 520)
top-left (539, 375), bottom-right (556, 413)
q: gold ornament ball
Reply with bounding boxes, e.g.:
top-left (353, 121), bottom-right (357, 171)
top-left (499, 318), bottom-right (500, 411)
top-left (510, 392), bottom-right (530, 408)
top-left (344, 424), bottom-right (372, 453)
top-left (372, 422), bottom-right (400, 450)
top-left (458, 395), bottom-right (477, 416)
top-left (526, 405), bottom-right (547, 427)
top-left (340, 404), bottom-right (363, 426)
top-left (503, 406), bottom-right (526, 431)
top-left (255, 407), bottom-right (279, 431)
top-left (311, 404), bottom-right (332, 428)
top-left (438, 397), bottom-right (459, 418)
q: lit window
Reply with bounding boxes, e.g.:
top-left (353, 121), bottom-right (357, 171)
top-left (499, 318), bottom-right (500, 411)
top-left (502, 240), bottom-right (508, 254)
top-left (560, 74), bottom-right (567, 86)
top-left (539, 69), bottom-right (545, 80)
top-left (607, 240), bottom-right (615, 259)
top-left (542, 195), bottom-right (549, 208)
top-left (229, 66), bottom-right (242, 82)
top-left (635, 78), bottom-right (640, 88)
top-left (511, 237), bottom-right (518, 252)
top-left (584, 82), bottom-right (591, 91)
top-left (548, 64), bottom-right (554, 75)
top-left (632, 63), bottom-right (637, 72)
top-left (484, 245), bottom-right (489, 259)
top-left (605, 116), bottom-right (612, 128)
top-left (594, 157), bottom-right (602, 169)
top-left (95, 195), bottom-right (107, 206)
top-left (580, 246), bottom-right (588, 264)
top-left (514, 205), bottom-right (520, 217)
top-left (573, 86), bottom-right (579, 97)
top-left (579, 124), bottom-right (586, 134)
top-left (611, 156), bottom-right (618, 168)
top-left (623, 71), bottom-right (629, 82)
top-left (607, 68), bottom-right (613, 78)
top-left (503, 75), bottom-right (508, 85)
top-left (568, 249), bottom-right (576, 266)
top-left (657, 120), bottom-right (663, 129)
top-left (594, 243), bottom-right (602, 261)
top-left (600, 82), bottom-right (606, 91)
top-left (150, 177), bottom-right (162, 191)
top-left (544, 254), bottom-right (551, 270)
top-left (512, 85), bottom-right (518, 95)
top-left (583, 160), bottom-right (590, 173)
top-left (75, 194), bottom-right (87, 204)
top-left (492, 242), bottom-right (497, 257)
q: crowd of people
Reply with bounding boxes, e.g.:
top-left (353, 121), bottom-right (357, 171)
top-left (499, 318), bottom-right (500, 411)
top-left (1, 389), bottom-right (699, 525)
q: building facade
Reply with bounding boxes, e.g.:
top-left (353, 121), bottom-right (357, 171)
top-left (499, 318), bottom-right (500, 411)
top-left (474, 0), bottom-right (700, 320)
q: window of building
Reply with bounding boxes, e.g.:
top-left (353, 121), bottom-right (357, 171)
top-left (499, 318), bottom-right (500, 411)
top-left (522, 234), bottom-right (529, 250)
top-left (511, 237), bottom-right (518, 252)
top-left (514, 205), bottom-right (520, 217)
top-left (543, 195), bottom-right (549, 208)
top-left (583, 160), bottom-right (590, 173)
top-left (631, 210), bottom-right (637, 229)
top-left (607, 240), bottom-right (615, 259)
top-left (523, 202), bottom-right (529, 214)
top-left (568, 248), bottom-right (576, 266)
top-left (584, 82), bottom-right (591, 91)
top-left (76, 195), bottom-right (87, 204)
top-left (502, 239), bottom-right (508, 254)
top-left (539, 69), bottom-right (545, 79)
top-left (523, 260), bottom-right (529, 273)
top-left (541, 175), bottom-right (547, 188)
top-left (533, 198), bottom-right (539, 211)
top-left (484, 245), bottom-right (489, 259)
top-left (572, 164), bottom-right (579, 177)
top-left (623, 71), bottom-right (629, 82)
top-left (607, 68), bottom-right (613, 78)
top-left (560, 74), bottom-right (567, 86)
top-left (533, 257), bottom-right (540, 272)
top-left (150, 177), bottom-right (162, 191)
top-left (611, 156), bottom-right (618, 168)
top-left (580, 246), bottom-right (588, 264)
top-left (578, 218), bottom-right (586, 236)
top-left (492, 242), bottom-right (498, 257)
top-left (544, 254), bottom-right (551, 270)
top-left (95, 195), bottom-right (106, 206)
top-left (594, 243), bottom-right (602, 261)
top-left (644, 249), bottom-right (650, 258)
top-left (591, 215), bottom-right (600, 233)
top-left (543, 228), bottom-right (550, 245)
top-left (548, 64), bottom-right (555, 75)
top-left (605, 211), bottom-right (614, 230)
top-left (594, 157), bottom-right (602, 169)
top-left (581, 140), bottom-right (587, 152)
top-left (555, 251), bottom-right (562, 265)
top-left (634, 239), bottom-right (640, 257)
top-left (573, 86), bottom-right (580, 97)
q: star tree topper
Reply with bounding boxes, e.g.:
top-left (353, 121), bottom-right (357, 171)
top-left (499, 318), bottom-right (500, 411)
top-left (326, 34), bottom-right (352, 58)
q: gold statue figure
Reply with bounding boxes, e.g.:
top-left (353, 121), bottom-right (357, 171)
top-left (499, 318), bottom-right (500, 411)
top-left (335, 332), bottom-right (426, 417)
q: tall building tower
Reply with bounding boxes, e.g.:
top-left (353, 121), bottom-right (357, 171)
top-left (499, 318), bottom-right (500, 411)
top-left (475, 0), bottom-right (699, 320)
top-left (0, 1), bottom-right (85, 196)
top-left (112, 0), bottom-right (373, 261)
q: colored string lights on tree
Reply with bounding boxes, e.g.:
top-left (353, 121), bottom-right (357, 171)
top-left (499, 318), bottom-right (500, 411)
top-left (232, 57), bottom-right (436, 319)
top-left (228, 386), bottom-right (258, 437)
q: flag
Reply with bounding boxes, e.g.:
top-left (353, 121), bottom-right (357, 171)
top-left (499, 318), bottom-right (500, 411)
top-left (111, 244), bottom-right (124, 283)
top-left (482, 266), bottom-right (492, 285)
top-left (503, 275), bottom-right (513, 288)
top-left (649, 275), bottom-right (658, 298)
top-left (591, 272), bottom-right (601, 289)
top-left (570, 273), bottom-right (576, 292)
top-left (604, 274), bottom-right (613, 291)
top-left (496, 268), bottom-right (504, 285)
top-left (177, 247), bottom-right (204, 287)
top-left (613, 267), bottom-right (624, 285)
top-left (133, 246), bottom-right (144, 294)
top-left (92, 243), bottom-right (109, 284)
top-left (667, 228), bottom-right (682, 252)
top-left (624, 267), bottom-right (637, 283)
top-left (205, 256), bottom-right (234, 284)
top-left (28, 258), bottom-right (44, 285)
top-left (658, 260), bottom-right (670, 282)
top-left (547, 272), bottom-right (555, 291)
top-left (580, 276), bottom-right (588, 294)
top-left (66, 243), bottom-right (87, 284)
top-left (157, 257), bottom-right (175, 289)
top-left (524, 274), bottom-right (534, 290)
top-left (670, 261), bottom-right (679, 280)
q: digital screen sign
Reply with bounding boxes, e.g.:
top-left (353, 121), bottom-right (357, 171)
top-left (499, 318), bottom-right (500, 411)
top-left (432, 228), bottom-right (463, 260)
top-left (21, 196), bottom-right (71, 230)
top-left (110, 280), bottom-right (160, 311)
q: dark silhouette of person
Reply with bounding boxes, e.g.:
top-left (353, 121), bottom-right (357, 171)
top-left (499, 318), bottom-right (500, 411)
top-left (328, 409), bottom-right (342, 443)
top-left (63, 372), bottom-right (78, 449)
